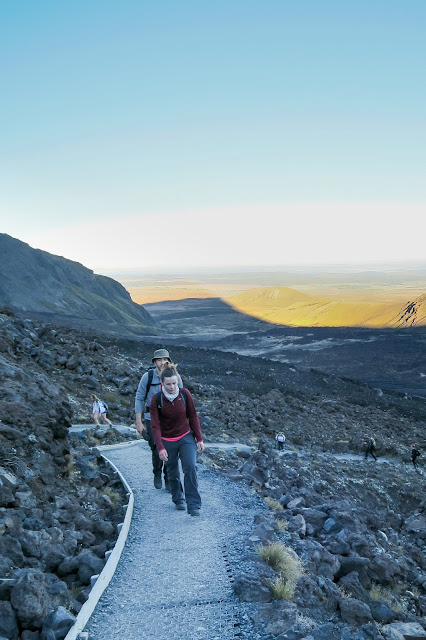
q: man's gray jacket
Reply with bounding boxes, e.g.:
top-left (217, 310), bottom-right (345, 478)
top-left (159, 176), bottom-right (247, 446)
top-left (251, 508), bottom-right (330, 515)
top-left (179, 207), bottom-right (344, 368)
top-left (135, 368), bottom-right (183, 420)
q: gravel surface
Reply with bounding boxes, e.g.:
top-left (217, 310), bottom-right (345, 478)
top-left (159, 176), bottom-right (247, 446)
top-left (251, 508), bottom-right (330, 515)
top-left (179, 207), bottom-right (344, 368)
top-left (84, 441), bottom-right (264, 640)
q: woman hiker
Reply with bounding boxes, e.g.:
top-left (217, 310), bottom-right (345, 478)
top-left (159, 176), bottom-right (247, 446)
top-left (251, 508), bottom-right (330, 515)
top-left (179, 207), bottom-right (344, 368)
top-left (150, 363), bottom-right (205, 516)
top-left (91, 394), bottom-right (112, 426)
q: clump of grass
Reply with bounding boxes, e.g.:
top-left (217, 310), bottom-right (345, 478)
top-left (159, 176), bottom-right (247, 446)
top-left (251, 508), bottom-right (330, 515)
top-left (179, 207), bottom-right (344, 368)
top-left (276, 519), bottom-right (288, 533)
top-left (337, 585), bottom-right (351, 599)
top-left (258, 541), bottom-right (303, 600)
top-left (258, 541), bottom-right (288, 571)
top-left (264, 497), bottom-right (284, 512)
top-left (369, 584), bottom-right (405, 613)
top-left (102, 488), bottom-right (121, 506)
top-left (270, 576), bottom-right (295, 600)
top-left (63, 454), bottom-right (77, 481)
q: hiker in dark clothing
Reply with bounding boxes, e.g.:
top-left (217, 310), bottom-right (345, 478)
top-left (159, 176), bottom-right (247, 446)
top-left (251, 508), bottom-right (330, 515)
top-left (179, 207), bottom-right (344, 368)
top-left (135, 349), bottom-right (183, 490)
top-left (364, 435), bottom-right (377, 461)
top-left (411, 445), bottom-right (421, 469)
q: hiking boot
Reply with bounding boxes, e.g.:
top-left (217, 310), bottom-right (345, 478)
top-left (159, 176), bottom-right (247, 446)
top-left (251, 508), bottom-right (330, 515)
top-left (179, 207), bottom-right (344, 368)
top-left (188, 508), bottom-right (200, 517)
top-left (175, 501), bottom-right (185, 511)
top-left (153, 475), bottom-right (162, 490)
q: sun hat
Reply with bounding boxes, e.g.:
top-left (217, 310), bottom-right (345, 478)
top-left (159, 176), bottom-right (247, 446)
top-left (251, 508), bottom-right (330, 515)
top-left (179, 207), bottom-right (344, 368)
top-left (152, 348), bottom-right (171, 363)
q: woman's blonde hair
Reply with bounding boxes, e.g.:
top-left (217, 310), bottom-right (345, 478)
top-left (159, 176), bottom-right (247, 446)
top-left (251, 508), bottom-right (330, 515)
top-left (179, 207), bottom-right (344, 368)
top-left (160, 362), bottom-right (179, 382)
top-left (91, 394), bottom-right (99, 401)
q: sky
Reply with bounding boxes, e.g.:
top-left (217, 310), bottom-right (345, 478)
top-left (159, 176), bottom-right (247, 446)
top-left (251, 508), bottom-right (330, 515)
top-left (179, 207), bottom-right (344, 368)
top-left (0, 1), bottom-right (425, 271)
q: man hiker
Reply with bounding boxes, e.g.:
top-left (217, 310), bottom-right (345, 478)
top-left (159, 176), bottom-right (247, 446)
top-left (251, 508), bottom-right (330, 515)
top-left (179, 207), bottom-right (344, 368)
top-left (135, 348), bottom-right (183, 489)
top-left (364, 435), bottom-right (377, 461)
top-left (411, 444), bottom-right (421, 469)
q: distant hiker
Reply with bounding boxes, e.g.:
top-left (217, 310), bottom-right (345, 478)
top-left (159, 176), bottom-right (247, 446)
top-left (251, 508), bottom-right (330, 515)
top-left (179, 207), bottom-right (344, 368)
top-left (411, 445), bottom-right (421, 469)
top-left (91, 394), bottom-right (112, 426)
top-left (150, 363), bottom-right (204, 516)
top-left (364, 435), bottom-right (377, 461)
top-left (275, 432), bottom-right (286, 451)
top-left (135, 348), bottom-right (183, 490)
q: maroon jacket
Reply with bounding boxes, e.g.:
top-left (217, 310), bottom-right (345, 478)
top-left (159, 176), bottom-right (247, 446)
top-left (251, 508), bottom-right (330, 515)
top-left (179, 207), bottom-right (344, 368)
top-left (150, 388), bottom-right (203, 453)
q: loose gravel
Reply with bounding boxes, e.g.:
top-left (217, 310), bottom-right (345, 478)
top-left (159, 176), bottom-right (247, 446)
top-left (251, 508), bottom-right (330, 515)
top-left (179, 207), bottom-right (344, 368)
top-left (84, 441), bottom-right (264, 640)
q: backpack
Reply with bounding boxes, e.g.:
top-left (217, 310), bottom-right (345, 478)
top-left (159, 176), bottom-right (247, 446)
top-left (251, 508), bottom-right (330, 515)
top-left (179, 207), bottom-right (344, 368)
top-left (155, 389), bottom-right (189, 417)
top-left (101, 400), bottom-right (108, 412)
top-left (143, 366), bottom-right (156, 407)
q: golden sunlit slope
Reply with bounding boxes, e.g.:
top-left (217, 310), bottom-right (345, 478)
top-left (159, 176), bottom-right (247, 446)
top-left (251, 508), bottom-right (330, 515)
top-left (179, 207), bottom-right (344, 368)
top-left (225, 286), bottom-right (424, 328)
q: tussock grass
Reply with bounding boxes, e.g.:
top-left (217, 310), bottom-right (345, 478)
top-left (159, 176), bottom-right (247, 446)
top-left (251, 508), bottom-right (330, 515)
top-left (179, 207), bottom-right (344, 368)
top-left (264, 496), bottom-right (284, 512)
top-left (102, 488), bottom-right (121, 506)
top-left (276, 519), bottom-right (288, 533)
top-left (64, 454), bottom-right (77, 481)
top-left (369, 583), bottom-right (406, 613)
top-left (337, 585), bottom-right (351, 599)
top-left (258, 541), bottom-right (303, 600)
top-left (270, 576), bottom-right (295, 600)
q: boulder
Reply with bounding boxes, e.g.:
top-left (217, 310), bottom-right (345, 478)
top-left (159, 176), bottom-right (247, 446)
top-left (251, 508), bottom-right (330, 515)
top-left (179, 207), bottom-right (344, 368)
top-left (287, 514), bottom-right (306, 537)
top-left (76, 550), bottom-right (105, 584)
top-left (382, 622), bottom-right (426, 640)
top-left (259, 601), bottom-right (298, 635)
top-left (233, 572), bottom-right (273, 602)
top-left (0, 601), bottom-right (19, 639)
top-left (0, 484), bottom-right (15, 507)
top-left (338, 572), bottom-right (369, 602)
top-left (240, 460), bottom-right (268, 486)
top-left (403, 513), bottom-right (426, 535)
top-left (0, 467), bottom-right (18, 490)
top-left (40, 607), bottom-right (75, 640)
top-left (339, 597), bottom-right (373, 626)
top-left (369, 600), bottom-right (397, 624)
top-left (10, 570), bottom-right (50, 629)
top-left (21, 630), bottom-right (40, 639)
top-left (298, 508), bottom-right (328, 535)
top-left (248, 522), bottom-right (277, 546)
top-left (0, 535), bottom-right (24, 567)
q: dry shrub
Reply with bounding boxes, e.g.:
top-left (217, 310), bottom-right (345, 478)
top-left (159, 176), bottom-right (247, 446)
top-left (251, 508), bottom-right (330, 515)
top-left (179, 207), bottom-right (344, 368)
top-left (258, 541), bottom-right (303, 600)
top-left (264, 496), bottom-right (284, 512)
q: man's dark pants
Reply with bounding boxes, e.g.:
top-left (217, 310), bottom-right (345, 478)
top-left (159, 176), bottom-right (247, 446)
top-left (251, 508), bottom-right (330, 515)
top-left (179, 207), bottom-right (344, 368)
top-left (162, 433), bottom-right (201, 511)
top-left (144, 418), bottom-right (168, 482)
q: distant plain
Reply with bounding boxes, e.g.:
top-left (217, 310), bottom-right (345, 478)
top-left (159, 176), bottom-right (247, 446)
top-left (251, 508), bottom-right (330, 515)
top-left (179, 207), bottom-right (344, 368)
top-left (110, 265), bottom-right (426, 329)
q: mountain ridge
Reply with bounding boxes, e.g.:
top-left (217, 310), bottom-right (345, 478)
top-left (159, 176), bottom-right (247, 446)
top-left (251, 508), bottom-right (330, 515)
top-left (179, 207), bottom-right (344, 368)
top-left (0, 234), bottom-right (155, 335)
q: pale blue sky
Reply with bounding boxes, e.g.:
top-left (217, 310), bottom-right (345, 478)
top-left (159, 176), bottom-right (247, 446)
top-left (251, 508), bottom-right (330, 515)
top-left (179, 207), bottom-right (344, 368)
top-left (1, 1), bottom-right (425, 269)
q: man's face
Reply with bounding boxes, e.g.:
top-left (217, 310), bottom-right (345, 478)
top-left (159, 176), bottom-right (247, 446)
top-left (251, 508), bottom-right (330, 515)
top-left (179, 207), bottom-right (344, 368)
top-left (163, 375), bottom-right (178, 394)
top-left (154, 357), bottom-right (169, 372)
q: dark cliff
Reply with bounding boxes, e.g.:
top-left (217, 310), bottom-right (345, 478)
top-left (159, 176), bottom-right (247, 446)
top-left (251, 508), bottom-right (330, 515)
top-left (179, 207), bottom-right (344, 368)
top-left (0, 234), bottom-right (155, 335)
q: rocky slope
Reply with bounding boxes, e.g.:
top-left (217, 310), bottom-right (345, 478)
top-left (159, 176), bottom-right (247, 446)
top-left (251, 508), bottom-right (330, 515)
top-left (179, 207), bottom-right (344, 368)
top-left (0, 235), bottom-right (155, 336)
top-left (0, 308), bottom-right (425, 639)
top-left (394, 294), bottom-right (426, 328)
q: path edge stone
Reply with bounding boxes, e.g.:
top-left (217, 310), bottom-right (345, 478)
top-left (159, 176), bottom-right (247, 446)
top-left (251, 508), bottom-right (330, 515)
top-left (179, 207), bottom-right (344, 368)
top-left (64, 444), bottom-right (136, 640)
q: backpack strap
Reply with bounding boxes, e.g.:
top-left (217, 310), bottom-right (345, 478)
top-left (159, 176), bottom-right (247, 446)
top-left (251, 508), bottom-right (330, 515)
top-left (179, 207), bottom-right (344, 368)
top-left (156, 390), bottom-right (163, 414)
top-left (143, 367), bottom-right (155, 408)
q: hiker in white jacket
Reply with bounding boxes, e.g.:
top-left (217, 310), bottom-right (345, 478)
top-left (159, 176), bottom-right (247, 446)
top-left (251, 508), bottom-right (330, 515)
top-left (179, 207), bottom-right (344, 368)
top-left (91, 394), bottom-right (112, 426)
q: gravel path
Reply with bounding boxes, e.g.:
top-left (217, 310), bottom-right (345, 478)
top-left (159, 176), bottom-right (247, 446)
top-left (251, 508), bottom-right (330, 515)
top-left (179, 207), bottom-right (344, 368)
top-left (84, 441), bottom-right (261, 640)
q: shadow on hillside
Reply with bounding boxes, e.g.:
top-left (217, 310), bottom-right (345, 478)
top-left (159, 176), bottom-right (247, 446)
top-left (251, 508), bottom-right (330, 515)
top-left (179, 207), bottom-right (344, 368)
top-left (144, 297), bottom-right (426, 399)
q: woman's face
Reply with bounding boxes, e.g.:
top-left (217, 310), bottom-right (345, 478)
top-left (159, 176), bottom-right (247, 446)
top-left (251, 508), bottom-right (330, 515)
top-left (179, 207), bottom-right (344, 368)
top-left (163, 375), bottom-right (178, 394)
